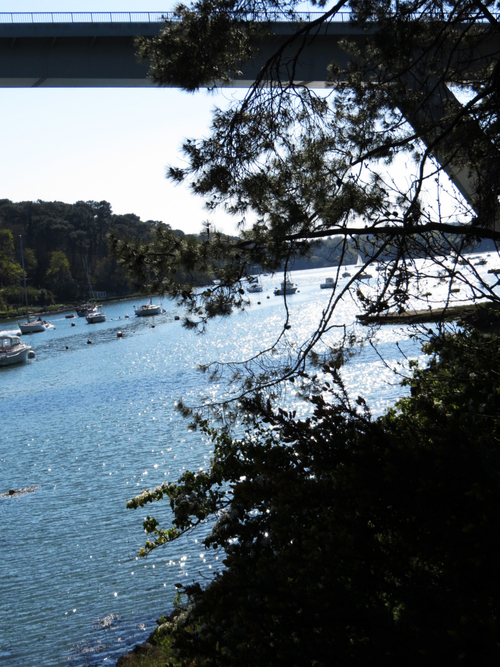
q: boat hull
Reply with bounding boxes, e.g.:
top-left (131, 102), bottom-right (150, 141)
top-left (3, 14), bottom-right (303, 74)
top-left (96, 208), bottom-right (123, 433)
top-left (86, 313), bottom-right (106, 323)
top-left (0, 332), bottom-right (32, 367)
top-left (134, 305), bottom-right (161, 316)
top-left (274, 279), bottom-right (297, 296)
top-left (19, 320), bottom-right (54, 334)
top-left (0, 347), bottom-right (30, 367)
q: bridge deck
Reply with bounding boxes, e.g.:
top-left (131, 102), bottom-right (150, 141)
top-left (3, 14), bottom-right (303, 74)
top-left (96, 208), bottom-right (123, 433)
top-left (0, 14), bottom-right (364, 88)
top-left (1, 11), bottom-right (499, 224)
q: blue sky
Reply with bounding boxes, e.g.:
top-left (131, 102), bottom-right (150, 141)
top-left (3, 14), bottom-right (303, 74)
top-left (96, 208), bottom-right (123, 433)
top-left (1, 2), bottom-right (454, 236)
top-left (0, 1), bottom-right (248, 234)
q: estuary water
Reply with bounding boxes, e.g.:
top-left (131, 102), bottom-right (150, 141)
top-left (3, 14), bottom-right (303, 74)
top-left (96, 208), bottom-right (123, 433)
top-left (0, 262), bottom-right (485, 666)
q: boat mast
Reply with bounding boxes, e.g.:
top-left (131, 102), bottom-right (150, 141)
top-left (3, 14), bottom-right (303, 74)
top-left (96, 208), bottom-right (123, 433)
top-left (20, 236), bottom-right (30, 323)
top-left (147, 266), bottom-right (153, 305)
top-left (84, 257), bottom-right (96, 302)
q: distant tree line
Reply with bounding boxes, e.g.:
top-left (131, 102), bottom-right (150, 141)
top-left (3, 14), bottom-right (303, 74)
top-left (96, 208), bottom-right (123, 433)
top-left (3, 198), bottom-right (492, 314)
top-left (0, 198), bottom-right (180, 309)
top-left (0, 198), bottom-right (390, 312)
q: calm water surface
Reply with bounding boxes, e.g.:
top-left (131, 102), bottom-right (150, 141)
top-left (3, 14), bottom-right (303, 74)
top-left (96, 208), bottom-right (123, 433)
top-left (2, 262), bottom-right (488, 666)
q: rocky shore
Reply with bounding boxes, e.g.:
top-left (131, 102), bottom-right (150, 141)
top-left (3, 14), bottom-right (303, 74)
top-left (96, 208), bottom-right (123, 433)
top-left (115, 633), bottom-right (164, 667)
top-left (115, 610), bottom-right (180, 667)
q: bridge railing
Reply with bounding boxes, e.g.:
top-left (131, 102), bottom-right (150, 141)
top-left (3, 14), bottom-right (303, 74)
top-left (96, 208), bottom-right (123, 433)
top-left (0, 12), bottom-right (175, 23)
top-left (0, 11), bottom-right (352, 24)
top-left (1, 10), bottom-right (496, 24)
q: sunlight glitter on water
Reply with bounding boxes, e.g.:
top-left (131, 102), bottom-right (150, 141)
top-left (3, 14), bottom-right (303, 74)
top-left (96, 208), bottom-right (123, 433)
top-left (1, 262), bottom-right (494, 665)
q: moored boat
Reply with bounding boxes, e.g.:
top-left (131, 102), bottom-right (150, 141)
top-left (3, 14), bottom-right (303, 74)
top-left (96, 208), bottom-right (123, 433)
top-left (76, 302), bottom-right (100, 317)
top-left (0, 331), bottom-right (33, 367)
top-left (134, 297), bottom-right (162, 316)
top-left (78, 258), bottom-right (103, 317)
top-left (320, 277), bottom-right (335, 289)
top-left (274, 279), bottom-right (297, 296)
top-left (18, 236), bottom-right (55, 334)
top-left (247, 277), bottom-right (263, 293)
top-left (19, 318), bottom-right (55, 334)
top-left (86, 310), bottom-right (106, 324)
top-left (355, 254), bottom-right (371, 280)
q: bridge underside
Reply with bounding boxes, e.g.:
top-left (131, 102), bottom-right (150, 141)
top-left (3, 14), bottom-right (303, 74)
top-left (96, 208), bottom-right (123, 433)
top-left (0, 23), bottom-right (159, 88)
top-left (0, 22), bottom-right (359, 88)
top-left (1, 20), bottom-right (500, 227)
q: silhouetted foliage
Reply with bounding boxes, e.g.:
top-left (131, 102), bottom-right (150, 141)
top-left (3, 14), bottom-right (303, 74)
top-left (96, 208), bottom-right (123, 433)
top-left (111, 0), bottom-right (500, 399)
top-left (120, 2), bottom-right (500, 664)
top-left (131, 323), bottom-right (500, 665)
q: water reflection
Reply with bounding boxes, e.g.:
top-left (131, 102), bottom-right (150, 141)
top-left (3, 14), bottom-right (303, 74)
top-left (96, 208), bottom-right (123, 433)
top-left (2, 261), bottom-right (494, 665)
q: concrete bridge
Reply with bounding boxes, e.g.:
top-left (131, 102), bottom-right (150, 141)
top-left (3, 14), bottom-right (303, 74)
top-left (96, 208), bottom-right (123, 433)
top-left (1, 11), bottom-right (500, 225)
top-left (0, 11), bottom-right (362, 88)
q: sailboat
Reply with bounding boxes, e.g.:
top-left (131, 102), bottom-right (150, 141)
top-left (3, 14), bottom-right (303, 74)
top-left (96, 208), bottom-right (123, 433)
top-left (18, 237), bottom-right (55, 334)
top-left (77, 258), bottom-right (102, 318)
top-left (134, 296), bottom-right (162, 316)
top-left (134, 268), bottom-right (161, 316)
top-left (355, 254), bottom-right (371, 281)
top-left (84, 288), bottom-right (106, 323)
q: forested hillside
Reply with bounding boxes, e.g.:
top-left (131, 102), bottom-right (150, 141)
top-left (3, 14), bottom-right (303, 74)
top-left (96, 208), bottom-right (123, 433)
top-left (0, 199), bottom-right (178, 309)
top-left (0, 198), bottom-right (372, 312)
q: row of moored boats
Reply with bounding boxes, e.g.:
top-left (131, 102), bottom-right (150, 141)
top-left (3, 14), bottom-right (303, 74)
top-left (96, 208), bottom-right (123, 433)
top-left (2, 238), bottom-right (164, 367)
top-left (1, 295), bottom-right (164, 368)
top-left (75, 295), bottom-right (163, 324)
top-left (249, 256), bottom-right (373, 296)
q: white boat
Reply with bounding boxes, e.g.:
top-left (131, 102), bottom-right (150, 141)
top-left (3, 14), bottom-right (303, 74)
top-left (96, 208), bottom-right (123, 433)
top-left (342, 270), bottom-right (351, 278)
top-left (19, 318), bottom-right (55, 334)
top-left (134, 297), bottom-right (162, 317)
top-left (18, 236), bottom-right (55, 335)
top-left (247, 277), bottom-right (263, 293)
top-left (0, 331), bottom-right (33, 367)
top-left (86, 310), bottom-right (106, 324)
top-left (320, 277), bottom-right (335, 289)
top-left (274, 279), bottom-right (297, 296)
top-left (135, 264), bottom-right (162, 316)
top-left (76, 302), bottom-right (100, 317)
top-left (78, 259), bottom-right (103, 317)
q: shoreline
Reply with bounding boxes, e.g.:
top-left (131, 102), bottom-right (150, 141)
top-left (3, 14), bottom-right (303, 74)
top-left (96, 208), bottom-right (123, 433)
top-left (0, 295), bottom-right (142, 322)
